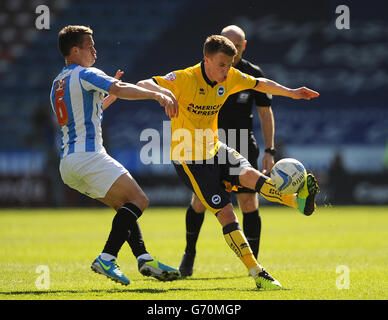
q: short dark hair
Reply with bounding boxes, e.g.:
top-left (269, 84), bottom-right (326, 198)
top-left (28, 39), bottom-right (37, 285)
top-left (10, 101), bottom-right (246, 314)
top-left (58, 25), bottom-right (93, 57)
top-left (203, 35), bottom-right (237, 58)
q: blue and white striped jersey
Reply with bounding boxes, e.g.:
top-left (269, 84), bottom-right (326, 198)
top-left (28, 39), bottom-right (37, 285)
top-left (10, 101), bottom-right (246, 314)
top-left (49, 64), bottom-right (117, 158)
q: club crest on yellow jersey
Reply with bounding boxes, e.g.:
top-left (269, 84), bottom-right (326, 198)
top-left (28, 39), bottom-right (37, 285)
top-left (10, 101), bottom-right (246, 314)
top-left (217, 86), bottom-right (225, 96)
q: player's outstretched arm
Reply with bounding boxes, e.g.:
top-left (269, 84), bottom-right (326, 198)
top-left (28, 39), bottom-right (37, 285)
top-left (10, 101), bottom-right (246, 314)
top-left (254, 78), bottom-right (319, 100)
top-left (103, 69), bottom-right (124, 110)
top-left (109, 81), bottom-right (178, 118)
top-left (137, 79), bottom-right (179, 118)
top-left (137, 79), bottom-right (164, 93)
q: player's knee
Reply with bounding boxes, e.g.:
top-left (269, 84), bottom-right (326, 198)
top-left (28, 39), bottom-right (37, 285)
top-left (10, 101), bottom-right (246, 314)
top-left (136, 193), bottom-right (149, 212)
top-left (191, 195), bottom-right (206, 213)
top-left (239, 168), bottom-right (260, 189)
top-left (217, 205), bottom-right (238, 227)
top-left (122, 190), bottom-right (149, 212)
top-left (238, 193), bottom-right (258, 212)
top-left (240, 199), bottom-right (258, 213)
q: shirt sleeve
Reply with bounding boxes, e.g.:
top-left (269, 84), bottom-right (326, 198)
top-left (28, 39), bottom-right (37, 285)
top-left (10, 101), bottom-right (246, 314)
top-left (79, 67), bottom-right (117, 94)
top-left (152, 70), bottom-right (184, 98)
top-left (228, 67), bottom-right (258, 96)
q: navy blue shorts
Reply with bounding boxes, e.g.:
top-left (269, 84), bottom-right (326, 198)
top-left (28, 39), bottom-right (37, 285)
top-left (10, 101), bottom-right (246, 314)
top-left (173, 143), bottom-right (253, 214)
top-left (220, 133), bottom-right (259, 194)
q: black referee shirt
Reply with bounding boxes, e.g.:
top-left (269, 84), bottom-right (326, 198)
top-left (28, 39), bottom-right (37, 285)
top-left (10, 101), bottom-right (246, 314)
top-left (218, 58), bottom-right (272, 134)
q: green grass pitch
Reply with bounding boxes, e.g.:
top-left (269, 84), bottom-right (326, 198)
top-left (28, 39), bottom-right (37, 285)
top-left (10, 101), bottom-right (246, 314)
top-left (0, 205), bottom-right (387, 300)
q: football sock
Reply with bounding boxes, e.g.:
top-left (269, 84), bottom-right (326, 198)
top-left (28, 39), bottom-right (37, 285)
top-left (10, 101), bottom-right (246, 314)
top-left (102, 202), bottom-right (147, 258)
top-left (137, 253), bottom-right (153, 261)
top-left (124, 203), bottom-right (148, 258)
top-left (184, 205), bottom-right (205, 255)
top-left (255, 176), bottom-right (298, 209)
top-left (222, 222), bottom-right (262, 273)
top-left (100, 253), bottom-right (116, 261)
top-left (127, 219), bottom-right (148, 258)
top-left (242, 210), bottom-right (261, 259)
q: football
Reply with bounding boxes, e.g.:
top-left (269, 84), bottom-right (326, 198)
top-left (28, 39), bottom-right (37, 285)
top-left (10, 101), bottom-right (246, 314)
top-left (270, 158), bottom-right (307, 194)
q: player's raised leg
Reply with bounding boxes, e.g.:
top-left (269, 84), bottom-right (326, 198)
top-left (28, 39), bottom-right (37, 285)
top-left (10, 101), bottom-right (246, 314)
top-left (296, 173), bottom-right (319, 216)
top-left (239, 168), bottom-right (319, 215)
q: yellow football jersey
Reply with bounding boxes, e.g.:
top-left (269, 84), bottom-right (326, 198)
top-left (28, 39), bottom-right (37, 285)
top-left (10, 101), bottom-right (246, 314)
top-left (153, 61), bottom-right (258, 161)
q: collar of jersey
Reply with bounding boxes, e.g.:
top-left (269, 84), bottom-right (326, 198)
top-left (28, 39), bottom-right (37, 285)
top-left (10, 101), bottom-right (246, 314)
top-left (200, 61), bottom-right (218, 88)
top-left (64, 63), bottom-right (79, 70)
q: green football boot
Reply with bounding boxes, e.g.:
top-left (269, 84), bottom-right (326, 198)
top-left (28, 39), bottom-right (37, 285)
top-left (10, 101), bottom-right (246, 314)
top-left (254, 269), bottom-right (282, 290)
top-left (138, 258), bottom-right (180, 281)
top-left (91, 256), bottom-right (130, 285)
top-left (297, 173), bottom-right (319, 216)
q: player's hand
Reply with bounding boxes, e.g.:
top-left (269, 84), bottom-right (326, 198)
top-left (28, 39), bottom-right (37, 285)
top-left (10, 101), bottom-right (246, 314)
top-left (290, 87), bottom-right (319, 100)
top-left (161, 88), bottom-right (179, 118)
top-left (114, 69), bottom-right (124, 80)
top-left (155, 93), bottom-right (179, 118)
top-left (261, 153), bottom-right (275, 175)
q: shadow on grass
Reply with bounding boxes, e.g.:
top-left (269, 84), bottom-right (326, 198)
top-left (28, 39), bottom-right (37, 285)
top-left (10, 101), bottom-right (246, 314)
top-left (0, 288), bottom-right (168, 296)
top-left (0, 284), bottom-right (260, 297)
top-left (0, 275), bottom-right (285, 296)
top-left (0, 286), bottom-right (288, 297)
top-left (180, 275), bottom-right (247, 281)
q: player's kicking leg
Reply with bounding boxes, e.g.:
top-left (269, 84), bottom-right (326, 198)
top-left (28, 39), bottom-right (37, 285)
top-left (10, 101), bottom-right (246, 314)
top-left (240, 169), bottom-right (319, 215)
top-left (296, 173), bottom-right (319, 216)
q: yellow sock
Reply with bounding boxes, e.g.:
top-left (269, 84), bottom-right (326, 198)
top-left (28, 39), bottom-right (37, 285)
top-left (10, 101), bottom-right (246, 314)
top-left (223, 222), bottom-right (261, 272)
top-left (256, 177), bottom-right (297, 209)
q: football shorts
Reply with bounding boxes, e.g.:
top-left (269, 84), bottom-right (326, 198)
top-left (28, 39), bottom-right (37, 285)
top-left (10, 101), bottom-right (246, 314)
top-left (173, 143), bottom-right (253, 214)
top-left (59, 149), bottom-right (129, 199)
top-left (220, 132), bottom-right (260, 194)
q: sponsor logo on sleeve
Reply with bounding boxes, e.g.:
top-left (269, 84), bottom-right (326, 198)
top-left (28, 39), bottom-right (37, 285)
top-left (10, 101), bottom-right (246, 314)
top-left (164, 72), bottom-right (177, 81)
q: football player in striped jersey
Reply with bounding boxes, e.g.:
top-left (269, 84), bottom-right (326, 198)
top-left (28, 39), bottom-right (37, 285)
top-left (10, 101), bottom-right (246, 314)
top-left (50, 25), bottom-right (180, 285)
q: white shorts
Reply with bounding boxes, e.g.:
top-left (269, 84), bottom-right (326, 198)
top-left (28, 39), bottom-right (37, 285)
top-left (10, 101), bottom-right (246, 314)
top-left (59, 150), bottom-right (129, 199)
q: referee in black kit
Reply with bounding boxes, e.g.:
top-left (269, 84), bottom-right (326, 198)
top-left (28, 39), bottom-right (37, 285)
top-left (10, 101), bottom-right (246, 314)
top-left (179, 25), bottom-right (276, 276)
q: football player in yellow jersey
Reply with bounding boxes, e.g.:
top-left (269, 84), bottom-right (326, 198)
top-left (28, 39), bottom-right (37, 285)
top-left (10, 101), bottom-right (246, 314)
top-left (137, 35), bottom-right (319, 290)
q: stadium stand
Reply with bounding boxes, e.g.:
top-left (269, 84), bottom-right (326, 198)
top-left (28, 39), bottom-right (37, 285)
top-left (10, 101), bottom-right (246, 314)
top-left (0, 0), bottom-right (187, 150)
